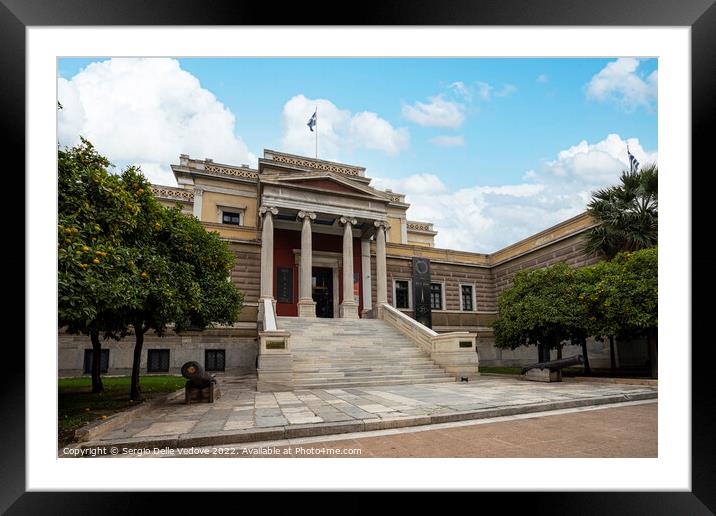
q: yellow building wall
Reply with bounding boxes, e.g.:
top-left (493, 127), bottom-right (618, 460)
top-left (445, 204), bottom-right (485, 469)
top-left (201, 191), bottom-right (259, 228)
top-left (407, 236), bottom-right (433, 247)
top-left (157, 198), bottom-right (192, 215)
top-left (387, 216), bottom-right (402, 243)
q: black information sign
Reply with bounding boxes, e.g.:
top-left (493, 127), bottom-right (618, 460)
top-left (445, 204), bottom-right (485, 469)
top-left (277, 267), bottom-right (293, 303)
top-left (412, 257), bottom-right (432, 328)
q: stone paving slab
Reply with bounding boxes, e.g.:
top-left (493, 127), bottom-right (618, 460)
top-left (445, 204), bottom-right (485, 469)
top-left (72, 375), bottom-right (657, 454)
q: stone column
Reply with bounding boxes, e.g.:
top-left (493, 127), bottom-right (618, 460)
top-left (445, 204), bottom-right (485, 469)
top-left (374, 220), bottom-right (390, 317)
top-left (339, 217), bottom-right (359, 319)
top-left (297, 211), bottom-right (316, 317)
top-left (259, 206), bottom-right (278, 303)
top-left (192, 188), bottom-right (203, 219)
top-left (361, 238), bottom-right (372, 313)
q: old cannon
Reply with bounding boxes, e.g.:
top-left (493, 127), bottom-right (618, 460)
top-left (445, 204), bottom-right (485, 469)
top-left (521, 354), bottom-right (583, 383)
top-left (181, 361), bottom-right (221, 403)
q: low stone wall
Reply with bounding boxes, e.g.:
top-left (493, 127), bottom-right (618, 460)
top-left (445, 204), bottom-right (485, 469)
top-left (474, 334), bottom-right (628, 369)
top-left (59, 326), bottom-right (258, 377)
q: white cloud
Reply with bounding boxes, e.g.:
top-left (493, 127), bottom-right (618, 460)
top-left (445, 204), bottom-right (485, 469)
top-left (475, 82), bottom-right (493, 100)
top-left (58, 58), bottom-right (256, 186)
top-left (461, 81), bottom-right (515, 101)
top-left (448, 81), bottom-right (472, 101)
top-left (495, 84), bottom-right (517, 97)
top-left (402, 95), bottom-right (465, 128)
top-left (586, 58), bottom-right (657, 111)
top-left (429, 135), bottom-right (465, 147)
top-left (536, 74), bottom-right (549, 83)
top-left (374, 133), bottom-right (657, 253)
top-left (373, 174), bottom-right (449, 196)
top-left (282, 94), bottom-right (409, 158)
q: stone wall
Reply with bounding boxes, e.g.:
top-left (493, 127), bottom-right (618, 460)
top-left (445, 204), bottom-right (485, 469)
top-left (229, 243), bottom-right (261, 322)
top-left (476, 333), bottom-right (614, 368)
top-left (365, 226), bottom-right (635, 369)
top-left (59, 326), bottom-right (258, 377)
top-left (372, 257), bottom-right (495, 313)
top-left (492, 232), bottom-right (601, 296)
top-left (479, 231), bottom-right (605, 367)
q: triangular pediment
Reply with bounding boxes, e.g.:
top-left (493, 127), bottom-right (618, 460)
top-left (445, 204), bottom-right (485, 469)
top-left (263, 172), bottom-right (390, 201)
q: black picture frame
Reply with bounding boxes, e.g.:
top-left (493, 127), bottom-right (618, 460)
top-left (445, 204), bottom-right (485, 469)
top-left (6, 0), bottom-right (714, 512)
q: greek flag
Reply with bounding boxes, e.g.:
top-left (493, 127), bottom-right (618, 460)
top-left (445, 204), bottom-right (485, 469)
top-left (628, 148), bottom-right (640, 172)
top-left (307, 110), bottom-right (317, 132)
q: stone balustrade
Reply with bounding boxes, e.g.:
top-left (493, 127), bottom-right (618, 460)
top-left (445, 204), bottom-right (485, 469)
top-left (257, 298), bottom-right (293, 391)
top-left (379, 303), bottom-right (479, 379)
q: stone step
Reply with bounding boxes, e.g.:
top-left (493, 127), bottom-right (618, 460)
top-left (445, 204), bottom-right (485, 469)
top-left (292, 357), bottom-right (434, 364)
top-left (292, 371), bottom-right (450, 380)
top-left (293, 363), bottom-right (444, 372)
top-left (292, 376), bottom-right (455, 389)
top-left (293, 362), bottom-right (441, 371)
top-left (293, 350), bottom-right (430, 356)
top-left (274, 316), bottom-right (453, 389)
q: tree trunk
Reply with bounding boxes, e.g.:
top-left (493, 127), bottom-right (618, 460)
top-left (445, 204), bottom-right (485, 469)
top-left (557, 343), bottom-right (563, 360)
top-left (581, 338), bottom-right (591, 376)
top-left (537, 343), bottom-right (545, 362)
top-left (609, 335), bottom-right (616, 373)
top-left (648, 330), bottom-right (658, 379)
top-left (90, 330), bottom-right (103, 393)
top-left (130, 323), bottom-right (145, 401)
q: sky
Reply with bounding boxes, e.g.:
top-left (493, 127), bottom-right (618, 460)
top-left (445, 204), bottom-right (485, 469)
top-left (57, 57), bottom-right (658, 253)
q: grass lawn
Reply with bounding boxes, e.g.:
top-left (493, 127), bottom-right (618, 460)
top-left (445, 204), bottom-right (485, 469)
top-left (58, 375), bottom-right (184, 447)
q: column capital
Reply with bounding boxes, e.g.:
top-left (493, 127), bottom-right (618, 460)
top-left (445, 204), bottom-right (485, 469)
top-left (297, 210), bottom-right (316, 221)
top-left (193, 187), bottom-right (204, 197)
top-left (259, 205), bottom-right (279, 216)
top-left (340, 216), bottom-right (358, 226)
top-left (374, 220), bottom-right (391, 230)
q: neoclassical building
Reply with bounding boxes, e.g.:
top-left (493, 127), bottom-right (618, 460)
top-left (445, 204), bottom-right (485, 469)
top-left (60, 149), bottom-right (647, 388)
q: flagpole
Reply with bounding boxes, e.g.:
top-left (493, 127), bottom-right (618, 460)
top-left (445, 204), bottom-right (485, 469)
top-left (315, 105), bottom-right (318, 159)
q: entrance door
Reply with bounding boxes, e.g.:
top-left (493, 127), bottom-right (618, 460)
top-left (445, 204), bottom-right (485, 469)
top-left (312, 267), bottom-right (334, 318)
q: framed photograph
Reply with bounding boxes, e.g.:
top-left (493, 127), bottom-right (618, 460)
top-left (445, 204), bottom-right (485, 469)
top-left (7, 0), bottom-right (714, 512)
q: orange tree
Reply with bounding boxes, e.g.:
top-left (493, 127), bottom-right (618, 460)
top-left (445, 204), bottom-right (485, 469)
top-left (58, 139), bottom-right (142, 393)
top-left (118, 167), bottom-right (243, 400)
top-left (492, 262), bottom-right (591, 364)
top-left (580, 247), bottom-right (658, 377)
top-left (59, 139), bottom-right (243, 399)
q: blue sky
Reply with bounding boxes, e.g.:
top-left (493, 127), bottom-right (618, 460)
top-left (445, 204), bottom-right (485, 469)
top-left (58, 57), bottom-right (658, 252)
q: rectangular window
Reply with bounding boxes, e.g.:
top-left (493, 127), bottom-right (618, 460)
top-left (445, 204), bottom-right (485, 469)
top-left (147, 349), bottom-right (170, 373)
top-left (461, 285), bottom-right (474, 311)
top-left (205, 349), bottom-right (226, 372)
top-left (83, 349), bottom-right (109, 374)
top-left (395, 280), bottom-right (410, 309)
top-left (221, 211), bottom-right (242, 225)
top-left (430, 283), bottom-right (443, 310)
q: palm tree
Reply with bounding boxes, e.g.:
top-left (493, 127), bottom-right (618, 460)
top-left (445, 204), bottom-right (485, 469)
top-left (585, 164), bottom-right (658, 259)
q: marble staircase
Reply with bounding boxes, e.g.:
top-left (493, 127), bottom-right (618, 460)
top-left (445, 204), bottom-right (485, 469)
top-left (276, 316), bottom-right (455, 389)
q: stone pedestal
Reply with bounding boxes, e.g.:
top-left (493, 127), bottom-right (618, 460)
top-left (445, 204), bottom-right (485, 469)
top-left (257, 330), bottom-right (293, 392)
top-left (297, 299), bottom-right (317, 317)
top-left (523, 368), bottom-right (562, 382)
top-left (339, 302), bottom-right (359, 319)
top-left (185, 381), bottom-right (221, 403)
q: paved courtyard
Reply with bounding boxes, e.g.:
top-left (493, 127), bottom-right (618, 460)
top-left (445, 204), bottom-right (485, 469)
top-left (75, 374), bottom-right (657, 453)
top-left (213, 401), bottom-right (659, 458)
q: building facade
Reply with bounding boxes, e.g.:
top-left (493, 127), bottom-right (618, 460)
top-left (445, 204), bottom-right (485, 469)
top-left (59, 149), bottom-right (644, 378)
